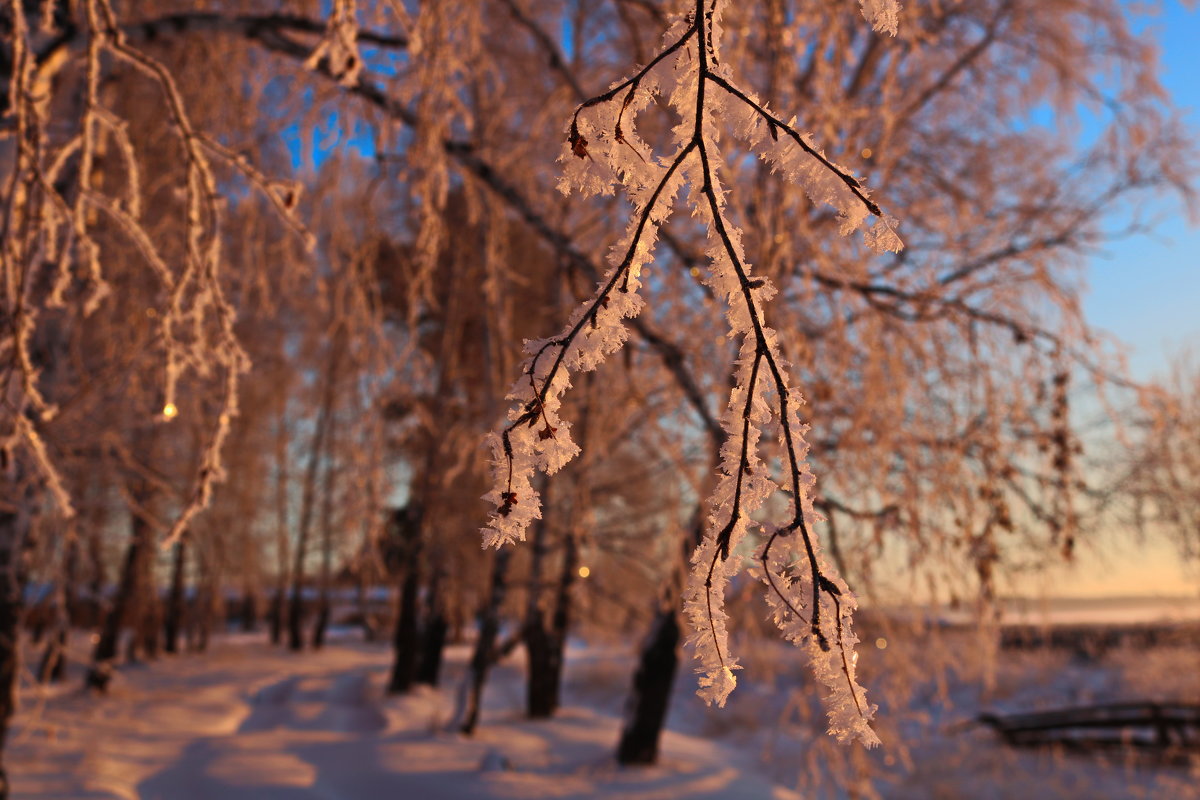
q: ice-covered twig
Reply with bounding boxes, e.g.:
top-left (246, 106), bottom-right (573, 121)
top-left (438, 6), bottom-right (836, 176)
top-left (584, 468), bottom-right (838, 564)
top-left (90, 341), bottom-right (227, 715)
top-left (483, 0), bottom-right (903, 746)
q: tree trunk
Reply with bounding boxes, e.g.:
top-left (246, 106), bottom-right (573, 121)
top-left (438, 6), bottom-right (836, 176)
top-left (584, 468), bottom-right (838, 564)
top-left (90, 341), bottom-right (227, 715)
top-left (190, 540), bottom-right (221, 654)
top-left (163, 539), bottom-right (187, 654)
top-left (88, 503), bottom-right (153, 690)
top-left (526, 376), bottom-right (590, 719)
top-left (239, 588), bottom-right (258, 633)
top-left (387, 417), bottom-right (442, 690)
top-left (271, 410), bottom-right (290, 647)
top-left (311, 432), bottom-right (338, 651)
top-left (616, 518), bottom-right (703, 766)
top-left (0, 508), bottom-right (27, 800)
top-left (533, 526), bottom-right (579, 718)
top-left (388, 505), bottom-right (423, 693)
top-left (415, 567), bottom-right (447, 687)
top-left (616, 608), bottom-right (680, 765)
top-left (286, 537), bottom-right (309, 651)
top-left (522, 486), bottom-right (559, 718)
top-left (311, 600), bottom-right (330, 650)
top-left (85, 523), bottom-right (105, 630)
top-left (388, 274), bottom-right (465, 687)
top-left (268, 585), bottom-right (285, 645)
top-left (459, 546), bottom-right (512, 735)
top-left (524, 618), bottom-right (556, 718)
top-left (123, 519), bottom-right (158, 665)
top-left (288, 330), bottom-right (341, 652)
top-left (136, 545), bottom-right (162, 660)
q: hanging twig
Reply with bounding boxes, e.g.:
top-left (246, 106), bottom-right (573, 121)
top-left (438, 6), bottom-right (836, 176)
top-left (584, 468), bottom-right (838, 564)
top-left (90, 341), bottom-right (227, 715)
top-left (482, 0), bottom-right (902, 746)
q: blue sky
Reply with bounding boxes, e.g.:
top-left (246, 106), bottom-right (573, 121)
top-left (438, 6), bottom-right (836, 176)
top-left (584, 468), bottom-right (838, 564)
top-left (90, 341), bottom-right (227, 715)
top-left (1083, 2), bottom-right (1200, 381)
top-left (1015, 2), bottom-right (1200, 600)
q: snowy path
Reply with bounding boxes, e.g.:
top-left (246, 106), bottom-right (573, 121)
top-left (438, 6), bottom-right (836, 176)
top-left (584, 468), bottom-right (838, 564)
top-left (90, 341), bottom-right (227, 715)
top-left (11, 637), bottom-right (800, 800)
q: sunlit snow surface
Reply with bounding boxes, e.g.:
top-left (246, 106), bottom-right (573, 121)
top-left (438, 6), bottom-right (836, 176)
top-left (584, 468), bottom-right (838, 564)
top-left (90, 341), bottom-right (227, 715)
top-left (11, 626), bottom-right (1199, 799)
top-left (12, 633), bottom-right (801, 800)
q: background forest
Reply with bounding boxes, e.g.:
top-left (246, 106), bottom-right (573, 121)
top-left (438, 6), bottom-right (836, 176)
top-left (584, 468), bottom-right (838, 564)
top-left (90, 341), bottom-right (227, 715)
top-left (1, 0), bottom-right (1199, 797)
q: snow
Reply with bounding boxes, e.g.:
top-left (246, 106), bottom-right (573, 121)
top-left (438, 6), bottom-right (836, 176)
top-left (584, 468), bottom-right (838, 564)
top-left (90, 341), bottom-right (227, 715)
top-left (11, 633), bottom-right (800, 800)
top-left (12, 626), bottom-right (1199, 799)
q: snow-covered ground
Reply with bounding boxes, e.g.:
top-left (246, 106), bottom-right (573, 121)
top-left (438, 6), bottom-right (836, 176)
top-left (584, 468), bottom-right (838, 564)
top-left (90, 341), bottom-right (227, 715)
top-left (11, 632), bottom-right (803, 800)
top-left (10, 628), bottom-right (1199, 799)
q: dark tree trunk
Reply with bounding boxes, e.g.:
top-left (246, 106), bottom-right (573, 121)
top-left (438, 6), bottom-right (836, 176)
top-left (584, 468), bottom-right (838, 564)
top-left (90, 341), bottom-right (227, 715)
top-left (522, 488), bottom-right (559, 719)
top-left (616, 518), bottom-right (703, 766)
top-left (311, 599), bottom-right (330, 650)
top-left (271, 412), bottom-right (290, 647)
top-left (387, 397), bottom-right (444, 693)
top-left (459, 546), bottom-right (512, 735)
top-left (123, 535), bottom-right (152, 665)
top-left (163, 539), bottom-right (187, 654)
top-left (88, 506), bottom-right (152, 690)
top-left (289, 327), bottom-right (342, 652)
top-left (524, 619), bottom-right (557, 718)
top-left (388, 570), bottom-right (421, 691)
top-left (0, 508), bottom-right (27, 800)
top-left (533, 527), bottom-right (579, 718)
top-left (124, 619), bottom-right (139, 664)
top-left (85, 524), bottom-right (105, 629)
top-left (388, 505), bottom-right (424, 694)
top-left (286, 547), bottom-right (309, 651)
top-left (136, 549), bottom-right (162, 660)
top-left (0, 588), bottom-right (19, 800)
top-left (415, 568), bottom-right (447, 687)
top-left (190, 545), bottom-right (217, 654)
top-left (526, 378), bottom-right (591, 719)
top-left (416, 609), bottom-right (448, 687)
top-left (239, 588), bottom-right (258, 633)
top-left (123, 539), bottom-right (160, 664)
top-left (616, 608), bottom-right (680, 765)
top-left (268, 585), bottom-right (285, 645)
top-left (311, 428), bottom-right (337, 651)
top-left (389, 296), bottom-right (463, 689)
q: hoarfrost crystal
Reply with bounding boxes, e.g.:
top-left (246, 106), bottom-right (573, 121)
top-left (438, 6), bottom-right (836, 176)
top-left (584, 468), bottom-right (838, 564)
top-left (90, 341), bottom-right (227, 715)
top-left (483, 0), bottom-right (903, 748)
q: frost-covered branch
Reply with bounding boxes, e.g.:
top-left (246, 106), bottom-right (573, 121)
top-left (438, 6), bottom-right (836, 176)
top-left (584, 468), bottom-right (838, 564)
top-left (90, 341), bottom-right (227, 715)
top-left (0, 0), bottom-right (311, 545)
top-left (481, 0), bottom-right (903, 746)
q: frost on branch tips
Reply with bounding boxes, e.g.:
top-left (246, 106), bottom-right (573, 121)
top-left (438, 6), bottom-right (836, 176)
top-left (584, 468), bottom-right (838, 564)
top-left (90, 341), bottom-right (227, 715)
top-left (1, 0), bottom-right (310, 541)
top-left (482, 0), bottom-right (902, 747)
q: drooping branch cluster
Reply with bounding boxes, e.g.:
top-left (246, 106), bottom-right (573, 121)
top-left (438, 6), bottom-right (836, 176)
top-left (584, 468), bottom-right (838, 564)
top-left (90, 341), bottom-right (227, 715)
top-left (1, 0), bottom-right (310, 542)
top-left (482, 0), bottom-right (902, 746)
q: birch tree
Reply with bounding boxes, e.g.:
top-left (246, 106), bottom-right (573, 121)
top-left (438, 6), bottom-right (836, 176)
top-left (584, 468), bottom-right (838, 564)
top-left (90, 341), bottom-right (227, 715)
top-left (1125, 358), bottom-right (1200, 568)
top-left (1, 0), bottom-right (1194, 790)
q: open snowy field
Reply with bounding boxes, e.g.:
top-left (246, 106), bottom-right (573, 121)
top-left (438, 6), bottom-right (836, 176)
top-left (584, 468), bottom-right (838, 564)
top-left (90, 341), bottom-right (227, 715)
top-left (10, 630), bottom-right (1200, 799)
